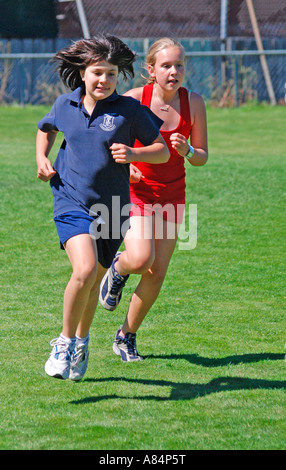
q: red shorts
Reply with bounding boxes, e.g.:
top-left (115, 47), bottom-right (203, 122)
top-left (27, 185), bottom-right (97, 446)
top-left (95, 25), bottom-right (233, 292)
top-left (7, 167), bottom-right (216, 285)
top-left (130, 180), bottom-right (185, 224)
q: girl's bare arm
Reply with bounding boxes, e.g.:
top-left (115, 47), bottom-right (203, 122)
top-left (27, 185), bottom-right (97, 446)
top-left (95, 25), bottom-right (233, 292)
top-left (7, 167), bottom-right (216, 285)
top-left (36, 129), bottom-right (58, 181)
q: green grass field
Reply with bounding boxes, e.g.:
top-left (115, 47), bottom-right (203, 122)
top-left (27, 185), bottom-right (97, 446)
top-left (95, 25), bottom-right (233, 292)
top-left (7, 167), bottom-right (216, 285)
top-left (0, 104), bottom-right (285, 450)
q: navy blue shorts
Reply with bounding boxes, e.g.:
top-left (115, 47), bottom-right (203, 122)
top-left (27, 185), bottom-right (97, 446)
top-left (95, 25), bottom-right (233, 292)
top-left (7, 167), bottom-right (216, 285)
top-left (54, 211), bottom-right (123, 268)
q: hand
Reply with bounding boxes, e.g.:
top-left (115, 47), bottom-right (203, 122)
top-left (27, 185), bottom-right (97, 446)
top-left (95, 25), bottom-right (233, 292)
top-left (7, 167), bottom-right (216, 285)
top-left (110, 143), bottom-right (134, 164)
top-left (37, 156), bottom-right (57, 182)
top-left (130, 163), bottom-right (144, 183)
top-left (169, 133), bottom-right (189, 157)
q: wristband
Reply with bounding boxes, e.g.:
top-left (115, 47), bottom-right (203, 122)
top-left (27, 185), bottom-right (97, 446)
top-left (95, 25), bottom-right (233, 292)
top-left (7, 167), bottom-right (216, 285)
top-left (185, 144), bottom-right (195, 159)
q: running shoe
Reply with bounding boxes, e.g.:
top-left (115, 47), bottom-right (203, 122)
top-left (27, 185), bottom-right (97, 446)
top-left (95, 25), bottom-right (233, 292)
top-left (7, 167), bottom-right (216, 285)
top-left (99, 252), bottom-right (129, 311)
top-left (45, 336), bottom-right (74, 380)
top-left (69, 342), bottom-right (89, 381)
top-left (113, 329), bottom-right (143, 362)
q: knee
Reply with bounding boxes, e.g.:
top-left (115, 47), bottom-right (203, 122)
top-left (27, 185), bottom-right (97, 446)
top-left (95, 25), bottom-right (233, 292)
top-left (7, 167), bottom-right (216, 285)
top-left (125, 251), bottom-right (155, 274)
top-left (72, 262), bottom-right (97, 289)
top-left (148, 266), bottom-right (167, 287)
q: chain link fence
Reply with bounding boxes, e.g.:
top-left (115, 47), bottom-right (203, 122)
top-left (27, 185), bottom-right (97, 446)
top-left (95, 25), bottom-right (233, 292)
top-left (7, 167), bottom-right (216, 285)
top-left (0, 37), bottom-right (285, 106)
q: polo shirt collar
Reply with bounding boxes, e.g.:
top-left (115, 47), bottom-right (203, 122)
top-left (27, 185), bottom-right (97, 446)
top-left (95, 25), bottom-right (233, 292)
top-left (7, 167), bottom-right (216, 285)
top-left (69, 87), bottom-right (120, 107)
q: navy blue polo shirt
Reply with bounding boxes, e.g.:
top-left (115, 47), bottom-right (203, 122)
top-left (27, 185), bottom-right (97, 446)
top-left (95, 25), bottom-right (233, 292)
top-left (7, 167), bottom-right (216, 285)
top-left (37, 87), bottom-right (163, 234)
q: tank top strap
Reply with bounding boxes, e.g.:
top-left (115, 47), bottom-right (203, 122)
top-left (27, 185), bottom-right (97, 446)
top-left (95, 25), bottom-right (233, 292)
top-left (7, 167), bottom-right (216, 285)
top-left (141, 83), bottom-right (154, 107)
top-left (179, 87), bottom-right (191, 127)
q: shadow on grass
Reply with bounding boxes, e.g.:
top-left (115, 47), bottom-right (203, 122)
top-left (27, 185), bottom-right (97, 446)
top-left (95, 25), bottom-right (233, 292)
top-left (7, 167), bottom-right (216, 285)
top-left (143, 352), bottom-right (285, 367)
top-left (70, 376), bottom-right (286, 404)
top-left (70, 352), bottom-right (285, 404)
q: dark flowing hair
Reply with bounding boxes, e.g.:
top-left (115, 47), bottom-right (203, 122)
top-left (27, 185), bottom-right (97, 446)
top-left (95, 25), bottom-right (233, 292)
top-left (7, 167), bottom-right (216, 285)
top-left (53, 34), bottom-right (136, 91)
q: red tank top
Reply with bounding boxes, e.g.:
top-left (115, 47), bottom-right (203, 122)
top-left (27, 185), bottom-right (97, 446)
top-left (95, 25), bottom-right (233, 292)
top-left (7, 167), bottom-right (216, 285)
top-left (132, 83), bottom-right (191, 187)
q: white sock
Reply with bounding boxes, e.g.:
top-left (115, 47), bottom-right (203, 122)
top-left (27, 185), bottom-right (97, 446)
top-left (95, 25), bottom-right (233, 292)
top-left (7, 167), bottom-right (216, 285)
top-left (75, 334), bottom-right (89, 347)
top-left (60, 333), bottom-right (76, 348)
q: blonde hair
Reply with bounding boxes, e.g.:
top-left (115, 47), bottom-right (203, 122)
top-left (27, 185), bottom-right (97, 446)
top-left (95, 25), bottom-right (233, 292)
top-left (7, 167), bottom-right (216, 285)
top-left (144, 37), bottom-right (185, 84)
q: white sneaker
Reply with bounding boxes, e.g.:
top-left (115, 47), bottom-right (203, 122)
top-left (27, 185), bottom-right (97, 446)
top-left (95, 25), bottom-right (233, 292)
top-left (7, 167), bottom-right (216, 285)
top-left (69, 343), bottom-right (89, 381)
top-left (45, 336), bottom-right (74, 380)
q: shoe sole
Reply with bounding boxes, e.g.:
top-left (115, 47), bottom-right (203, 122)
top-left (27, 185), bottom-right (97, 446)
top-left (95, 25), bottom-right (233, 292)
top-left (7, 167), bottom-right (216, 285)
top-left (99, 252), bottom-right (127, 311)
top-left (99, 268), bottom-right (117, 311)
top-left (113, 342), bottom-right (121, 356)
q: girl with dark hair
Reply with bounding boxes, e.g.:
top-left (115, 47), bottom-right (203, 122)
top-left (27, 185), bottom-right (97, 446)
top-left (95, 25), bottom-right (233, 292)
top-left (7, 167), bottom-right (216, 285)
top-left (36, 35), bottom-right (169, 380)
top-left (53, 35), bottom-right (136, 91)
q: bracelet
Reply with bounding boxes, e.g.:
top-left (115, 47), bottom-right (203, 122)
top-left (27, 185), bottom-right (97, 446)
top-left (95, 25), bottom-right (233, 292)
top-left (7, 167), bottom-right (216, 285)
top-left (184, 144), bottom-right (195, 159)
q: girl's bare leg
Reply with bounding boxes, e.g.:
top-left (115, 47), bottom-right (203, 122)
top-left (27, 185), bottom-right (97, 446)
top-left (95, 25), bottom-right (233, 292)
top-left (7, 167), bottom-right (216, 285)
top-left (76, 261), bottom-right (107, 338)
top-left (62, 234), bottom-right (102, 338)
top-left (115, 216), bottom-right (155, 276)
top-left (121, 218), bottom-right (179, 335)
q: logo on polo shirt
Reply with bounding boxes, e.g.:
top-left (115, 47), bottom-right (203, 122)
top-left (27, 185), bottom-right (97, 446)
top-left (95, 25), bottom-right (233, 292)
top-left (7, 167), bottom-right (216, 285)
top-left (100, 114), bottom-right (116, 131)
